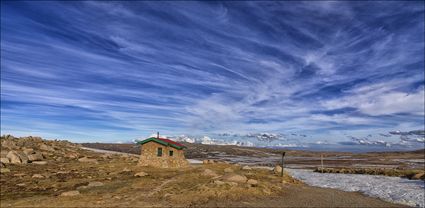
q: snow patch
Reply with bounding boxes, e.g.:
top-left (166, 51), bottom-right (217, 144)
top-left (286, 169), bottom-right (425, 207)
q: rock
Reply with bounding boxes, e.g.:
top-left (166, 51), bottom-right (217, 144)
top-left (60, 190), bottom-right (80, 197)
top-left (40, 144), bottom-right (55, 152)
top-left (0, 158), bottom-right (10, 164)
top-left (16, 183), bottom-right (26, 187)
top-left (1, 168), bottom-right (10, 173)
top-left (101, 154), bottom-right (112, 159)
top-left (203, 160), bottom-right (209, 164)
top-left (246, 179), bottom-right (258, 186)
top-left (32, 174), bottom-right (44, 179)
top-left (88, 181), bottom-right (104, 187)
top-left (23, 148), bottom-right (35, 155)
top-left (214, 180), bottom-right (226, 185)
top-left (202, 169), bottom-right (219, 177)
top-left (273, 165), bottom-right (282, 174)
top-left (220, 173), bottom-right (247, 183)
top-left (32, 161), bottom-right (47, 165)
top-left (78, 157), bottom-right (98, 163)
top-left (13, 173), bottom-right (26, 177)
top-left (242, 166), bottom-right (252, 170)
top-left (224, 167), bottom-right (234, 173)
top-left (412, 172), bottom-right (425, 180)
top-left (1, 139), bottom-right (17, 149)
top-left (27, 152), bottom-right (44, 161)
top-left (16, 152), bottom-right (29, 164)
top-left (208, 159), bottom-right (215, 164)
top-left (6, 151), bottom-right (21, 164)
top-left (134, 172), bottom-right (149, 177)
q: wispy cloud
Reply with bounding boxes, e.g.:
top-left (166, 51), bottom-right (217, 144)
top-left (1, 1), bottom-right (424, 148)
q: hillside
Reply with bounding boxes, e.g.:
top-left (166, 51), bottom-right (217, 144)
top-left (0, 135), bottom-right (404, 207)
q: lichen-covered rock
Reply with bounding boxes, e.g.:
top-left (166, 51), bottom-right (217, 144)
top-left (23, 148), bottom-right (35, 155)
top-left (32, 174), bottom-right (44, 178)
top-left (16, 152), bottom-right (29, 164)
top-left (273, 165), bottom-right (283, 174)
top-left (247, 179), bottom-right (258, 186)
top-left (27, 152), bottom-right (44, 161)
top-left (0, 158), bottom-right (10, 164)
top-left (39, 144), bottom-right (55, 152)
top-left (6, 151), bottom-right (21, 164)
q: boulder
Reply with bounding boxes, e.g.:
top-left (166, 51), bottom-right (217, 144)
top-left (220, 173), bottom-right (247, 183)
top-left (27, 152), bottom-right (44, 161)
top-left (6, 151), bottom-right (21, 164)
top-left (242, 166), bottom-right (252, 170)
top-left (412, 172), bottom-right (425, 180)
top-left (0, 158), bottom-right (10, 164)
top-left (88, 181), bottom-right (104, 187)
top-left (134, 172), bottom-right (149, 177)
top-left (224, 167), bottom-right (234, 173)
top-left (1, 168), bottom-right (10, 173)
top-left (201, 169), bottom-right (219, 177)
top-left (39, 144), bottom-right (55, 152)
top-left (202, 160), bottom-right (209, 164)
top-left (16, 152), bottom-right (29, 164)
top-left (23, 148), bottom-right (35, 155)
top-left (60, 190), bottom-right (80, 197)
top-left (273, 165), bottom-right (283, 174)
top-left (32, 174), bottom-right (44, 179)
top-left (78, 157), bottom-right (98, 163)
top-left (246, 179), bottom-right (258, 186)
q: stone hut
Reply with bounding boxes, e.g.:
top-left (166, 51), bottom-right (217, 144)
top-left (137, 133), bottom-right (189, 168)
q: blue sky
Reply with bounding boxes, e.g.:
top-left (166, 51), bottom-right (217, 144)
top-left (1, 1), bottom-right (424, 148)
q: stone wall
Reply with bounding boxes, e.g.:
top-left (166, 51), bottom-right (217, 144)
top-left (138, 141), bottom-right (189, 168)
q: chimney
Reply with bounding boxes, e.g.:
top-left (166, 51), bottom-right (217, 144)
top-left (157, 132), bottom-right (159, 139)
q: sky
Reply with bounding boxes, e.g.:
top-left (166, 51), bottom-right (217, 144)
top-left (1, 1), bottom-right (424, 149)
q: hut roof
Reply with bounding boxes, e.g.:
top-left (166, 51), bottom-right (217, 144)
top-left (137, 137), bottom-right (186, 150)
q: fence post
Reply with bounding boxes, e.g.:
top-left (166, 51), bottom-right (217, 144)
top-left (281, 152), bottom-right (286, 177)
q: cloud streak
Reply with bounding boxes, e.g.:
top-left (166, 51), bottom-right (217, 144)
top-left (1, 1), bottom-right (424, 148)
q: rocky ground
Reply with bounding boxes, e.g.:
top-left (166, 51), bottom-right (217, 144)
top-left (1, 135), bottom-right (405, 207)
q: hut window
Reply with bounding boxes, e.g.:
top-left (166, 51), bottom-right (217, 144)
top-left (157, 147), bottom-right (162, 157)
top-left (169, 150), bottom-right (174, 157)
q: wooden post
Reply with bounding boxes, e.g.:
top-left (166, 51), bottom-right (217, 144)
top-left (321, 154), bottom-right (324, 173)
top-left (281, 152), bottom-right (286, 177)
